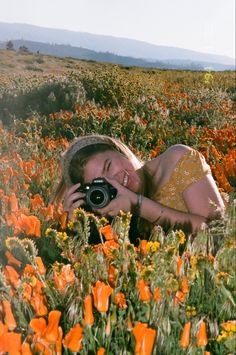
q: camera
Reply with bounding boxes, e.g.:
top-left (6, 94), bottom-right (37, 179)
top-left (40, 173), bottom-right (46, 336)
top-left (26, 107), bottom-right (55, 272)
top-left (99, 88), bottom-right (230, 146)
top-left (78, 177), bottom-right (117, 209)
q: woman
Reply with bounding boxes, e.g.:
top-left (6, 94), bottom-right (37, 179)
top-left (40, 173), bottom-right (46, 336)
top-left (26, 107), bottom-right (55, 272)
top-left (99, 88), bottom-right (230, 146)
top-left (54, 134), bottom-right (225, 238)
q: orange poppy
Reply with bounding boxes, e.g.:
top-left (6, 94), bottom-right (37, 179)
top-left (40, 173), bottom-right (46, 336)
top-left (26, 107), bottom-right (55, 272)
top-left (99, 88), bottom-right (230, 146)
top-left (2, 300), bottom-right (17, 331)
top-left (114, 292), bottom-right (127, 309)
top-left (30, 311), bottom-right (62, 353)
top-left (100, 225), bottom-right (117, 240)
top-left (36, 256), bottom-right (46, 275)
top-left (180, 321), bottom-right (191, 348)
top-left (136, 261), bottom-right (142, 271)
top-left (56, 326), bottom-right (63, 355)
top-left (61, 264), bottom-right (76, 284)
top-left (175, 290), bottom-right (186, 304)
top-left (30, 194), bottom-right (44, 211)
top-left (32, 278), bottom-right (44, 294)
top-left (0, 331), bottom-right (22, 354)
top-left (44, 310), bottom-right (62, 343)
top-left (150, 149), bottom-right (158, 158)
top-left (4, 265), bottom-right (20, 288)
top-left (30, 293), bottom-right (48, 316)
top-left (29, 317), bottom-right (47, 337)
top-left (196, 320), bottom-right (208, 347)
top-left (0, 188), bottom-right (4, 199)
top-left (97, 347), bottom-right (106, 355)
top-left (133, 322), bottom-right (156, 355)
top-left (22, 282), bottom-right (32, 302)
top-left (154, 287), bottom-right (161, 302)
top-left (54, 272), bottom-right (67, 291)
top-left (102, 240), bottom-right (119, 258)
top-left (63, 323), bottom-right (84, 353)
top-left (139, 240), bottom-right (148, 255)
top-left (40, 203), bottom-right (54, 219)
top-left (23, 264), bottom-right (36, 276)
top-left (84, 295), bottom-right (94, 326)
top-left (0, 323), bottom-right (8, 353)
top-left (5, 251), bottom-right (22, 268)
top-left (9, 192), bottom-right (19, 212)
top-left (59, 211), bottom-right (68, 230)
top-left (92, 281), bottom-right (113, 313)
top-left (108, 264), bottom-right (117, 286)
top-left (18, 213), bottom-right (41, 238)
top-left (21, 342), bottom-right (33, 355)
top-left (0, 320), bottom-right (8, 336)
top-left (181, 276), bottom-right (189, 294)
top-left (137, 279), bottom-right (152, 302)
top-left (176, 256), bottom-right (183, 276)
top-left (54, 264), bottom-right (76, 291)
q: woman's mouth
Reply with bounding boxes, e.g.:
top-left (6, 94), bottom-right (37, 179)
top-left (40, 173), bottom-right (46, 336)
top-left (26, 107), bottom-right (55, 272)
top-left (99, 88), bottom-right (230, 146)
top-left (123, 171), bottom-right (129, 187)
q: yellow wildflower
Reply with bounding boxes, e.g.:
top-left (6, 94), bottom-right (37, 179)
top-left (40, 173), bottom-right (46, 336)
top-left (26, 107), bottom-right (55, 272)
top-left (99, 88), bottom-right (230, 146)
top-left (217, 331), bottom-right (228, 342)
top-left (67, 221), bottom-right (74, 230)
top-left (190, 256), bottom-right (197, 269)
top-left (225, 237), bottom-right (236, 249)
top-left (186, 306), bottom-right (197, 317)
top-left (100, 217), bottom-right (109, 225)
top-left (57, 232), bottom-right (69, 241)
top-left (216, 272), bottom-right (229, 284)
top-left (147, 241), bottom-right (160, 252)
top-left (45, 228), bottom-right (57, 238)
top-left (72, 208), bottom-right (79, 218)
top-left (203, 70), bottom-right (214, 86)
top-left (221, 320), bottom-right (236, 333)
top-left (175, 230), bottom-right (186, 244)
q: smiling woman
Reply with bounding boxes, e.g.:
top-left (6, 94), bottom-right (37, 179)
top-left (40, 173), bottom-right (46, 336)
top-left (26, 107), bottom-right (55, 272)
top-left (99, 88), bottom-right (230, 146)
top-left (52, 134), bottom-right (225, 242)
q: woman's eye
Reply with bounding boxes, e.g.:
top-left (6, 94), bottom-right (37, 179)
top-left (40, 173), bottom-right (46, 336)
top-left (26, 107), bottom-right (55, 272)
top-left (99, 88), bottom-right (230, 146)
top-left (107, 161), bottom-right (111, 172)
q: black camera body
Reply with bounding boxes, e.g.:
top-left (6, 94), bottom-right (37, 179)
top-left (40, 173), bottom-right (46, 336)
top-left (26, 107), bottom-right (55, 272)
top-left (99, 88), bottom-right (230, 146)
top-left (78, 177), bottom-right (117, 209)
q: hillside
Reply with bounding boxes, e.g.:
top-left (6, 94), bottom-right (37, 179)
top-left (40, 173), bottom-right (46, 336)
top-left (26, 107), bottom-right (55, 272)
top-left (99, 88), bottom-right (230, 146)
top-left (0, 22), bottom-right (235, 71)
top-left (1, 40), bottom-right (235, 72)
top-left (0, 49), bottom-right (102, 75)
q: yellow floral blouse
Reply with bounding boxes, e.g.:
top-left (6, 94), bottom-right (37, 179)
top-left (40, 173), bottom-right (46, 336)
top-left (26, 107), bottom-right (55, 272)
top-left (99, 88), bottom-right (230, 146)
top-left (152, 148), bottom-right (212, 212)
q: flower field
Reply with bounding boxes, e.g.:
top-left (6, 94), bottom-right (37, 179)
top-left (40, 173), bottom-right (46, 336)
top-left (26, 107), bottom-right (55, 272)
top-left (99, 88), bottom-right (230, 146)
top-left (0, 50), bottom-right (236, 354)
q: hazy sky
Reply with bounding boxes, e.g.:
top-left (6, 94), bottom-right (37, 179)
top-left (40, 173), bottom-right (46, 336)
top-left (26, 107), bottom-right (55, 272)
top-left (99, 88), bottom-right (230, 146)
top-left (0, 0), bottom-right (235, 58)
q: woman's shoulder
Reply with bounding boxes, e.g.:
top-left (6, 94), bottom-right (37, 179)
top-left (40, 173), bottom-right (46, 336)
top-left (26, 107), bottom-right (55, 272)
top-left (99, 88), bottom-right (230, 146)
top-left (145, 144), bottom-right (192, 174)
top-left (163, 144), bottom-right (211, 181)
top-left (144, 145), bottom-right (193, 190)
top-left (164, 144), bottom-right (192, 161)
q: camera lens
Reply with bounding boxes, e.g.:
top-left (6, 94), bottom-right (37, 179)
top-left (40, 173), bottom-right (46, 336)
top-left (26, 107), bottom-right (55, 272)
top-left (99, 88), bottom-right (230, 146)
top-left (87, 186), bottom-right (109, 209)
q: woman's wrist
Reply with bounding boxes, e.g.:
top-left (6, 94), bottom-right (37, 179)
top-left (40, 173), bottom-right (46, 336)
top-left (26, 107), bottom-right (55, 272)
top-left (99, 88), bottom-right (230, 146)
top-left (132, 194), bottom-right (143, 216)
top-left (134, 196), bottom-right (166, 224)
top-left (151, 205), bottom-right (165, 224)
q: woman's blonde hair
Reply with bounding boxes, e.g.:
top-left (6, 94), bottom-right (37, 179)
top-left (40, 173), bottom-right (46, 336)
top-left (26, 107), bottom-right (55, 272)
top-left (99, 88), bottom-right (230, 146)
top-left (52, 135), bottom-right (142, 204)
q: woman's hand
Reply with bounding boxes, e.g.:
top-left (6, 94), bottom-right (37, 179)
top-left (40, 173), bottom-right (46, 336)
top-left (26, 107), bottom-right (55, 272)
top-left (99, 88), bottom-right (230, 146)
top-left (63, 183), bottom-right (86, 219)
top-left (93, 177), bottom-right (138, 217)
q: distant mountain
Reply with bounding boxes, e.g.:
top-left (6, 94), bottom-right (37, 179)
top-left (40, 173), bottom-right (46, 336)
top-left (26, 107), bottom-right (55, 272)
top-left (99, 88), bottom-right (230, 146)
top-left (1, 39), bottom-right (235, 71)
top-left (0, 22), bottom-right (235, 70)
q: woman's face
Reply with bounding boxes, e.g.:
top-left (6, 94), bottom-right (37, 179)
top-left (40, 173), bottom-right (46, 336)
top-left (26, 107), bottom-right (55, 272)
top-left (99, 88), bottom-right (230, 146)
top-left (83, 150), bottom-right (142, 193)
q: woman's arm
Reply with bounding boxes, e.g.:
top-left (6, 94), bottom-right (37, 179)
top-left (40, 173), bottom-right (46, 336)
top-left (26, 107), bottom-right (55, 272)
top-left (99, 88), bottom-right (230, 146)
top-left (98, 173), bottom-right (225, 233)
top-left (137, 196), bottom-right (207, 233)
top-left (183, 174), bottom-right (225, 219)
top-left (95, 179), bottom-right (206, 233)
top-left (134, 173), bottom-right (225, 233)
